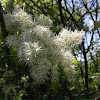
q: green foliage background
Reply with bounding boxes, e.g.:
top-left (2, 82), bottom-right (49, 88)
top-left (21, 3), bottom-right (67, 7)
top-left (0, 0), bottom-right (100, 100)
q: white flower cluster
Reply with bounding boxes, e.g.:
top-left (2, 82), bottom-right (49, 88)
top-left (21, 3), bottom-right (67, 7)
top-left (34, 15), bottom-right (53, 27)
top-left (5, 6), bottom-right (84, 84)
top-left (55, 29), bottom-right (84, 49)
top-left (64, 65), bottom-right (76, 82)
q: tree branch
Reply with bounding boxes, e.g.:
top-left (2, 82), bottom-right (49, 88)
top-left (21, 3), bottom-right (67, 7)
top-left (86, 32), bottom-right (94, 53)
top-left (58, 0), bottom-right (65, 27)
top-left (0, 3), bottom-right (10, 67)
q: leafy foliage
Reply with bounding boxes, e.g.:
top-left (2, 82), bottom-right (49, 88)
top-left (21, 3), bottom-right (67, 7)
top-left (0, 0), bottom-right (100, 100)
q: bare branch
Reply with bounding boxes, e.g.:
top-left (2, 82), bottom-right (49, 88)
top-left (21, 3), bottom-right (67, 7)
top-left (58, 0), bottom-right (65, 26)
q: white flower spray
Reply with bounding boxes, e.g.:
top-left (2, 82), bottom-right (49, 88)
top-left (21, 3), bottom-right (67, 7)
top-left (5, 6), bottom-right (84, 84)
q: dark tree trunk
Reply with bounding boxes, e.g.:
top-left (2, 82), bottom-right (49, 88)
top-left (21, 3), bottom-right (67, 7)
top-left (0, 3), bottom-right (10, 67)
top-left (82, 41), bottom-right (89, 98)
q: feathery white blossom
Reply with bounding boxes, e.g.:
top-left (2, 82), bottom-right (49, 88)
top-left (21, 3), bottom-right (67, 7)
top-left (4, 13), bottom-right (20, 32)
top-left (55, 28), bottom-right (84, 50)
top-left (5, 6), bottom-right (84, 84)
top-left (64, 65), bottom-right (76, 82)
top-left (30, 58), bottom-right (52, 84)
top-left (34, 15), bottom-right (53, 27)
top-left (5, 34), bottom-right (20, 48)
top-left (18, 41), bottom-right (42, 62)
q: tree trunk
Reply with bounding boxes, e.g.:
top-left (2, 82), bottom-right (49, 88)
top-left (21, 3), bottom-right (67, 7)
top-left (82, 41), bottom-right (89, 98)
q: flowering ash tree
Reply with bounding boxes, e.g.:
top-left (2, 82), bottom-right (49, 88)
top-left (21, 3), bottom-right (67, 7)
top-left (5, 6), bottom-right (84, 84)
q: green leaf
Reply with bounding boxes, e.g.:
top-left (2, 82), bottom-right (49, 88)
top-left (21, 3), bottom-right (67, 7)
top-left (73, 59), bottom-right (80, 64)
top-left (47, 81), bottom-right (59, 96)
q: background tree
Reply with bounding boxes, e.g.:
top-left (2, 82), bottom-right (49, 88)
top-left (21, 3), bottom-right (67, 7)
top-left (0, 0), bottom-right (100, 100)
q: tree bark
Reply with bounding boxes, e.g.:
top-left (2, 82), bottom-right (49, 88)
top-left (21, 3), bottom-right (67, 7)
top-left (0, 3), bottom-right (8, 38)
top-left (82, 41), bottom-right (89, 98)
top-left (0, 3), bottom-right (10, 67)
